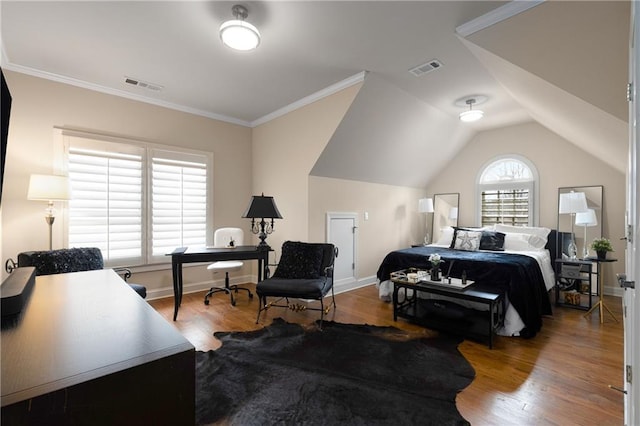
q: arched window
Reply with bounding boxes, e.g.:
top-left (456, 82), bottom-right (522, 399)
top-left (477, 155), bottom-right (538, 226)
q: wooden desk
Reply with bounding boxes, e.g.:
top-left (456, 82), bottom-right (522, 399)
top-left (170, 245), bottom-right (270, 320)
top-left (1, 269), bottom-right (195, 425)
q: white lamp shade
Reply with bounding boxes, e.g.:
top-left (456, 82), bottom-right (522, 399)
top-left (558, 191), bottom-right (588, 214)
top-left (449, 207), bottom-right (459, 220)
top-left (459, 109), bottom-right (484, 122)
top-left (27, 174), bottom-right (71, 201)
top-left (418, 198), bottom-right (434, 213)
top-left (220, 20), bottom-right (260, 50)
top-left (575, 209), bottom-right (597, 227)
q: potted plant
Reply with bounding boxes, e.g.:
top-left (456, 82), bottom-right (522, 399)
top-left (590, 238), bottom-right (613, 260)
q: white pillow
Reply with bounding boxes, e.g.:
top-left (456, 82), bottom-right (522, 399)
top-left (494, 224), bottom-right (551, 241)
top-left (504, 232), bottom-right (547, 251)
top-left (435, 226), bottom-right (455, 246)
top-left (452, 230), bottom-right (482, 251)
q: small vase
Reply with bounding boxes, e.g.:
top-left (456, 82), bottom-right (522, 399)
top-left (431, 265), bottom-right (441, 281)
top-left (596, 250), bottom-right (607, 260)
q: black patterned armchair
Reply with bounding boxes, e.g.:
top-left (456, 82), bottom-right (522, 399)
top-left (255, 241), bottom-right (337, 327)
top-left (16, 247), bottom-right (147, 298)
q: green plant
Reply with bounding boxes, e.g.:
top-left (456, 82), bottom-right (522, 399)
top-left (590, 238), bottom-right (613, 252)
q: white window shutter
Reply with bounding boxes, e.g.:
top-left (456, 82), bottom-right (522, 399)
top-left (68, 147), bottom-right (143, 265)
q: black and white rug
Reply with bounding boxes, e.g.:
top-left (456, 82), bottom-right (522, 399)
top-left (195, 318), bottom-right (475, 425)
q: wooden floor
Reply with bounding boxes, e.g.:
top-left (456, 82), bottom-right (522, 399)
top-left (149, 284), bottom-right (624, 425)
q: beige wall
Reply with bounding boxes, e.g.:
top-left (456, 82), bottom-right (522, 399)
top-left (250, 83), bottom-right (362, 262)
top-left (309, 176), bottom-right (424, 280)
top-left (1, 71), bottom-right (252, 295)
top-left (425, 121), bottom-right (626, 294)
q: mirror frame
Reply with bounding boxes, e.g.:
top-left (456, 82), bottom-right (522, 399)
top-left (432, 193), bottom-right (459, 244)
top-left (557, 185), bottom-right (603, 259)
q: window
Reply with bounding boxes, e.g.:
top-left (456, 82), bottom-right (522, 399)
top-left (477, 156), bottom-right (538, 226)
top-left (62, 130), bottom-right (212, 267)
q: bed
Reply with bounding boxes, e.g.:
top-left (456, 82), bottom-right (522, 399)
top-left (377, 225), bottom-right (557, 338)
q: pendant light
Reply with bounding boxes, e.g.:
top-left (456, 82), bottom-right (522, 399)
top-left (459, 98), bottom-right (484, 122)
top-left (220, 5), bottom-right (261, 51)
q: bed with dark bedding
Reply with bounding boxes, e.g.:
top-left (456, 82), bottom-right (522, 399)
top-left (377, 225), bottom-right (558, 338)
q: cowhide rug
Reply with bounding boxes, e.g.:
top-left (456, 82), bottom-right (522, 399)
top-left (195, 318), bottom-right (475, 425)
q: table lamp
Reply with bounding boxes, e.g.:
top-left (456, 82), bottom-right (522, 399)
top-left (242, 193), bottom-right (283, 249)
top-left (558, 191), bottom-right (588, 260)
top-left (575, 208), bottom-right (597, 259)
top-left (27, 174), bottom-right (71, 250)
top-left (418, 198), bottom-right (434, 245)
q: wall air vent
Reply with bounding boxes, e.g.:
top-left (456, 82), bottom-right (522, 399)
top-left (124, 76), bottom-right (163, 92)
top-left (408, 59), bottom-right (443, 77)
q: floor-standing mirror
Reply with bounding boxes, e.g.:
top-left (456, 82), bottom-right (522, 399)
top-left (432, 193), bottom-right (459, 244)
top-left (557, 185), bottom-right (603, 259)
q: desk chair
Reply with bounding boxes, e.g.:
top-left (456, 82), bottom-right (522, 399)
top-left (204, 227), bottom-right (253, 306)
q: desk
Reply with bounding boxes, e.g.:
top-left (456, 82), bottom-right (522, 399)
top-left (170, 245), bottom-right (269, 320)
top-left (1, 269), bottom-right (195, 424)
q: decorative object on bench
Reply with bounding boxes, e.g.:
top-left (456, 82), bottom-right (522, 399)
top-left (195, 319), bottom-right (474, 425)
top-left (26, 174), bottom-right (71, 250)
top-left (204, 227), bottom-right (252, 306)
top-left (242, 193), bottom-right (283, 249)
top-left (16, 247), bottom-right (146, 298)
top-left (255, 241), bottom-right (337, 327)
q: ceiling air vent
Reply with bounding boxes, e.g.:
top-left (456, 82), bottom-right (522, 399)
top-left (408, 59), bottom-right (443, 77)
top-left (124, 76), bottom-right (163, 92)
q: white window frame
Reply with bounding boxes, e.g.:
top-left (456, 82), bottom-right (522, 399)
top-left (475, 154), bottom-right (539, 227)
top-left (59, 128), bottom-right (213, 268)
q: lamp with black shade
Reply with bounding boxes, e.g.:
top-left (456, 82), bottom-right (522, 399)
top-left (558, 191), bottom-right (588, 260)
top-left (242, 193), bottom-right (283, 249)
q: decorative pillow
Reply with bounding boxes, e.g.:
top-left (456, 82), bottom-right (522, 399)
top-left (494, 224), bottom-right (551, 241)
top-left (451, 230), bottom-right (482, 251)
top-left (273, 241), bottom-right (324, 279)
top-left (434, 226), bottom-right (455, 246)
top-left (479, 231), bottom-right (505, 251)
top-left (503, 232), bottom-right (546, 251)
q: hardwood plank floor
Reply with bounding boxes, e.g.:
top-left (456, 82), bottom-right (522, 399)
top-left (149, 284), bottom-right (624, 425)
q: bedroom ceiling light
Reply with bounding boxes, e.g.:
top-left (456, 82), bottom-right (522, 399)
top-left (459, 98), bottom-right (484, 122)
top-left (220, 4), bottom-right (261, 51)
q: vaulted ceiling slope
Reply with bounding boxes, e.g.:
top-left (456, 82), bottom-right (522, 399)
top-left (312, 1), bottom-right (629, 186)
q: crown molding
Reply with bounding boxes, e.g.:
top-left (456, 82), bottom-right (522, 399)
top-left (2, 59), bottom-right (366, 129)
top-left (1, 61), bottom-right (252, 127)
top-left (250, 71), bottom-right (367, 127)
top-left (456, 0), bottom-right (545, 37)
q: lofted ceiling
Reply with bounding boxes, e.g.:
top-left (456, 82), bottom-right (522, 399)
top-left (0, 1), bottom-right (630, 187)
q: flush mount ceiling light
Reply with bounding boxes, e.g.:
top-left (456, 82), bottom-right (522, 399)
top-left (459, 98), bottom-right (484, 122)
top-left (220, 4), bottom-right (261, 51)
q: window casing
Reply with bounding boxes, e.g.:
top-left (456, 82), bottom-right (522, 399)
top-left (62, 130), bottom-right (212, 267)
top-left (477, 156), bottom-right (537, 227)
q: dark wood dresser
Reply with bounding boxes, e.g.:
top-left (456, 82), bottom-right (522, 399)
top-left (1, 269), bottom-right (195, 425)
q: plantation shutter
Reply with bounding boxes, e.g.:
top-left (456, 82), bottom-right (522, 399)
top-left (151, 151), bottom-right (208, 261)
top-left (68, 145), bottom-right (144, 265)
top-left (481, 188), bottom-right (530, 226)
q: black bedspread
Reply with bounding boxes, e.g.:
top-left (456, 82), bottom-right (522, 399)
top-left (376, 246), bottom-right (552, 338)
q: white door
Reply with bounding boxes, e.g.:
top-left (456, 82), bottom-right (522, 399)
top-left (624, 5), bottom-right (639, 424)
top-left (326, 212), bottom-right (357, 286)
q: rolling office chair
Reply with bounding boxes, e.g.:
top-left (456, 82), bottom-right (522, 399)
top-left (204, 227), bottom-right (253, 306)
